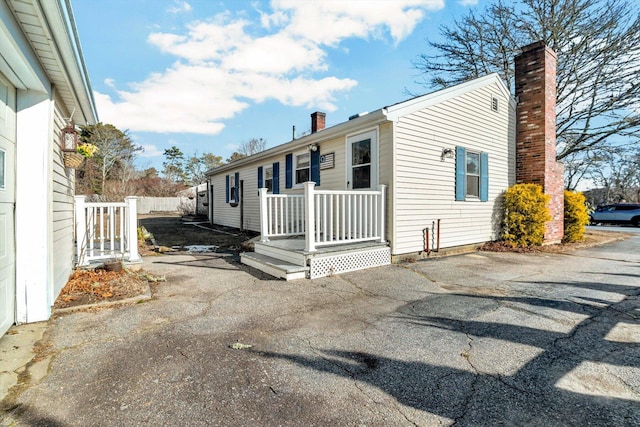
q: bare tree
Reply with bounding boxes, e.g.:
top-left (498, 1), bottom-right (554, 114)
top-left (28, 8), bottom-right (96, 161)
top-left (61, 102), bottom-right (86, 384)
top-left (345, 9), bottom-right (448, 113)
top-left (414, 0), bottom-right (640, 160)
top-left (185, 152), bottom-right (224, 185)
top-left (78, 123), bottom-right (142, 195)
top-left (238, 138), bottom-right (267, 157)
top-left (584, 145), bottom-right (640, 203)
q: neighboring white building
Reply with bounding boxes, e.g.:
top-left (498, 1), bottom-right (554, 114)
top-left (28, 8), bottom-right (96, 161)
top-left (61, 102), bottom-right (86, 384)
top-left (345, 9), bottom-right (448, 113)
top-left (206, 74), bottom-right (516, 279)
top-left (0, 0), bottom-right (98, 335)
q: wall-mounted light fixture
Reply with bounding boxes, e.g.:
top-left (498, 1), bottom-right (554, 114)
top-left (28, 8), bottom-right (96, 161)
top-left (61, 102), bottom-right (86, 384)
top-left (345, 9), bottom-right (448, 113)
top-left (308, 143), bottom-right (319, 152)
top-left (441, 147), bottom-right (454, 161)
top-left (61, 124), bottom-right (79, 152)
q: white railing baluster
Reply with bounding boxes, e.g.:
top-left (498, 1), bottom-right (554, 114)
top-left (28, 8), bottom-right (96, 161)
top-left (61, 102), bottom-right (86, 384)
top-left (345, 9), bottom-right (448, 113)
top-left (256, 186), bottom-right (386, 250)
top-left (74, 198), bottom-right (139, 266)
top-left (109, 206), bottom-right (115, 255)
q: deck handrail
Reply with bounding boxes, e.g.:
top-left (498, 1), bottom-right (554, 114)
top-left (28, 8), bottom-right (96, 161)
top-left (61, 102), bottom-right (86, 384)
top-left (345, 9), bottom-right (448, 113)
top-left (258, 183), bottom-right (386, 252)
top-left (75, 196), bottom-right (141, 266)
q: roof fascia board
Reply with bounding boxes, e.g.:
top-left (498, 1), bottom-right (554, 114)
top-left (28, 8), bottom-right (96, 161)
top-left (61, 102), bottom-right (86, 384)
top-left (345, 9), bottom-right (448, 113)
top-left (385, 73), bottom-right (514, 121)
top-left (0, 1), bottom-right (48, 91)
top-left (38, 0), bottom-right (98, 124)
top-left (207, 109), bottom-right (386, 176)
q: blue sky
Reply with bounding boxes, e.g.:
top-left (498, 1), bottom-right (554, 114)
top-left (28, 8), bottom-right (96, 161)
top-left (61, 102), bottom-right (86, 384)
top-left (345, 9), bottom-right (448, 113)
top-left (71, 0), bottom-right (481, 173)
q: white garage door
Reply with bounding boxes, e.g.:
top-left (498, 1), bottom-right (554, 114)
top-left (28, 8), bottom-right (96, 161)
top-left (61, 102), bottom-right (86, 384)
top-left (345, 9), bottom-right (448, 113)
top-left (0, 74), bottom-right (16, 336)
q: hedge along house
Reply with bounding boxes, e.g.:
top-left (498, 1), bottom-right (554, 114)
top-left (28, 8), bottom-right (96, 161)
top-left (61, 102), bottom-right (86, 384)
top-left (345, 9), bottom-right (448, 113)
top-left (206, 42), bottom-right (563, 280)
top-left (0, 0), bottom-right (98, 336)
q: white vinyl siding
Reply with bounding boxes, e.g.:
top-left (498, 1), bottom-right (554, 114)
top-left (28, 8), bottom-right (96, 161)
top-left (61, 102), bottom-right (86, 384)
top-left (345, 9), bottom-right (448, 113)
top-left (312, 135), bottom-right (345, 189)
top-left (51, 100), bottom-right (75, 296)
top-left (211, 134), bottom-right (353, 232)
top-left (392, 82), bottom-right (514, 255)
top-left (212, 166), bottom-right (259, 231)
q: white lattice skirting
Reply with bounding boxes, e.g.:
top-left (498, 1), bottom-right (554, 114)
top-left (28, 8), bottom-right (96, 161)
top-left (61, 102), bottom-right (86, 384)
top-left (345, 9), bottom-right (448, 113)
top-left (309, 247), bottom-right (391, 279)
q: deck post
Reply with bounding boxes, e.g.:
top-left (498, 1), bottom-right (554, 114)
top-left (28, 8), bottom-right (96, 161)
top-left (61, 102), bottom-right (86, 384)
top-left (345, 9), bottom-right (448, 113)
top-left (125, 197), bottom-right (141, 263)
top-left (258, 188), bottom-right (270, 242)
top-left (74, 195), bottom-right (87, 266)
top-left (378, 185), bottom-right (386, 243)
top-left (304, 181), bottom-right (316, 252)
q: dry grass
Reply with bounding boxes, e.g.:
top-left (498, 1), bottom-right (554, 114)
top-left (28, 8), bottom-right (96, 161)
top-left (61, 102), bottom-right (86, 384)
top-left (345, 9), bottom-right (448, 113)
top-left (54, 268), bottom-right (154, 309)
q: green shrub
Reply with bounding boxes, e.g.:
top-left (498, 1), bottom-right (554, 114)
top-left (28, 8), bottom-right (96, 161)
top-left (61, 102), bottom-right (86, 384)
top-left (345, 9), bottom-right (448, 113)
top-left (563, 190), bottom-right (590, 243)
top-left (502, 183), bottom-right (551, 247)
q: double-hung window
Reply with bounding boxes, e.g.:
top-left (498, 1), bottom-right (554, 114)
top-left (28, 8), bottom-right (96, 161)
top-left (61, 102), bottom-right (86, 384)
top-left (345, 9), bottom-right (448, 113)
top-left (295, 152), bottom-right (310, 185)
top-left (466, 151), bottom-right (480, 198)
top-left (229, 174), bottom-right (236, 201)
top-left (226, 172), bottom-right (239, 204)
top-left (285, 150), bottom-right (320, 189)
top-left (455, 147), bottom-right (488, 202)
top-left (264, 165), bottom-right (273, 192)
top-left (258, 162), bottom-right (280, 193)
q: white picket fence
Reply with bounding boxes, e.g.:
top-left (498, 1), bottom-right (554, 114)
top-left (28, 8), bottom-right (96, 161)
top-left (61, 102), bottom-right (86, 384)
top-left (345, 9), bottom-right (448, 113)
top-left (259, 182), bottom-right (386, 252)
top-left (75, 196), bottom-right (141, 266)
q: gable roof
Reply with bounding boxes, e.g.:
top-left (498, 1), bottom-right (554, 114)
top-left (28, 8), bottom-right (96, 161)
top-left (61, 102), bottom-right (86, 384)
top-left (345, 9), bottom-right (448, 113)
top-left (384, 73), bottom-right (513, 121)
top-left (208, 73), bottom-right (513, 176)
top-left (1, 0), bottom-right (97, 125)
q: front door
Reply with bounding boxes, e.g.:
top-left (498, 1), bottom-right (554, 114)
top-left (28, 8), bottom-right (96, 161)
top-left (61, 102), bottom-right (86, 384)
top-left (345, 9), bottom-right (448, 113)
top-left (347, 130), bottom-right (377, 190)
top-left (0, 74), bottom-right (16, 336)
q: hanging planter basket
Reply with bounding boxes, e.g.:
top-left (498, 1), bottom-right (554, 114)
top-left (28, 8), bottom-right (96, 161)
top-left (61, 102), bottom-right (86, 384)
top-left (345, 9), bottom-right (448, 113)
top-left (64, 152), bottom-right (85, 168)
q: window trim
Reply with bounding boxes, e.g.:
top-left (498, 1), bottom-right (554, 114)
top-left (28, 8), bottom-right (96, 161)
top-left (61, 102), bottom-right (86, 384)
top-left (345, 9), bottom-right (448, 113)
top-left (263, 164), bottom-right (274, 192)
top-left (466, 151), bottom-right (481, 198)
top-left (455, 146), bottom-right (488, 202)
top-left (229, 173), bottom-right (236, 203)
top-left (293, 150), bottom-right (311, 188)
top-left (345, 128), bottom-right (379, 190)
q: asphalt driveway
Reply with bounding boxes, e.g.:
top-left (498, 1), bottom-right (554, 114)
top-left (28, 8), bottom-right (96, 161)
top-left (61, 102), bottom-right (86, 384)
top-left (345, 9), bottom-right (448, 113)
top-left (1, 233), bottom-right (639, 426)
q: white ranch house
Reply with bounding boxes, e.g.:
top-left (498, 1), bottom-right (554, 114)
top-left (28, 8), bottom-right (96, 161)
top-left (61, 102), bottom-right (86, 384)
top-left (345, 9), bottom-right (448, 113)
top-left (0, 0), bottom-right (98, 336)
top-left (206, 42), bottom-right (564, 280)
top-left (207, 74), bottom-right (515, 280)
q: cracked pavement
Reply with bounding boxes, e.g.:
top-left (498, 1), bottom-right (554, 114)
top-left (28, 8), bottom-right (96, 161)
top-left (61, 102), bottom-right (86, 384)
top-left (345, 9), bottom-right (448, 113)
top-left (1, 231), bottom-right (639, 426)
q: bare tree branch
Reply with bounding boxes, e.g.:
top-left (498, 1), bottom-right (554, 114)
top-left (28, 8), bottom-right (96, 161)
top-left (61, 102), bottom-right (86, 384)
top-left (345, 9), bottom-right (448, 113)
top-left (414, 0), bottom-right (640, 160)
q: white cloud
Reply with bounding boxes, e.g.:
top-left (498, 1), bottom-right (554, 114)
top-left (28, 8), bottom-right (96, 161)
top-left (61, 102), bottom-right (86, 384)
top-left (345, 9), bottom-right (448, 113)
top-left (167, 1), bottom-right (192, 14)
top-left (99, 0), bottom-right (441, 135)
top-left (268, 0), bottom-right (444, 45)
top-left (458, 0), bottom-right (479, 5)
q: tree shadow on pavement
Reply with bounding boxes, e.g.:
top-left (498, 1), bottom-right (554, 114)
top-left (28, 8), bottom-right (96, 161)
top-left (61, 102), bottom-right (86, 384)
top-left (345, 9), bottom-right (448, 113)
top-left (258, 278), bottom-right (640, 425)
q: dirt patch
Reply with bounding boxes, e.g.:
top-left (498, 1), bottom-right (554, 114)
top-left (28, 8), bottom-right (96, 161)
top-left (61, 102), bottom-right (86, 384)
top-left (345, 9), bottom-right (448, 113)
top-left (138, 214), bottom-right (257, 254)
top-left (480, 229), bottom-right (631, 253)
top-left (54, 215), bottom-right (253, 311)
top-left (53, 268), bottom-right (153, 309)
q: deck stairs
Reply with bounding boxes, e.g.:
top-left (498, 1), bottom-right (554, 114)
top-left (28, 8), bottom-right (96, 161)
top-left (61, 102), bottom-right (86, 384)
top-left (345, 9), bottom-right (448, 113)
top-left (241, 237), bottom-right (391, 280)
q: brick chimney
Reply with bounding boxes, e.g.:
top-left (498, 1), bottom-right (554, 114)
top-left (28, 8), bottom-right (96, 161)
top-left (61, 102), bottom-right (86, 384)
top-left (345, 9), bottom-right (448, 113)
top-left (311, 111), bottom-right (326, 133)
top-left (515, 41), bottom-right (564, 243)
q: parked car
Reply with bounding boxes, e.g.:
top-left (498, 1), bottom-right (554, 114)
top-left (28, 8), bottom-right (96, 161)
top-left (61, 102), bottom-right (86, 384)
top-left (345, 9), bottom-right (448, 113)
top-left (590, 203), bottom-right (640, 226)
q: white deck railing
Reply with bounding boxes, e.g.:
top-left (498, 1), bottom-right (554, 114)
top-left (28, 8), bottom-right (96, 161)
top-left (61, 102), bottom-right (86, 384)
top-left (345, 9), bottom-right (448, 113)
top-left (259, 182), bottom-right (386, 252)
top-left (74, 196), bottom-right (141, 266)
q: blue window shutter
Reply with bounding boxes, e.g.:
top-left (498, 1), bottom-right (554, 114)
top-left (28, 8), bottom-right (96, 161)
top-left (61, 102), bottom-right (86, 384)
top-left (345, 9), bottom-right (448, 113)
top-left (234, 172), bottom-right (240, 203)
top-left (455, 146), bottom-right (466, 201)
top-left (257, 166), bottom-right (263, 189)
top-left (480, 152), bottom-right (489, 202)
top-left (225, 175), bottom-right (230, 203)
top-left (310, 149), bottom-right (320, 186)
top-left (273, 162), bottom-right (280, 194)
top-left (285, 154), bottom-right (293, 189)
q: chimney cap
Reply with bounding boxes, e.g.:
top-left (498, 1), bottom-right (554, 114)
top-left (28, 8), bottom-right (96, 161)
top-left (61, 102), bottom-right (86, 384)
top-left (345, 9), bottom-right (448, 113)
top-left (518, 40), bottom-right (557, 59)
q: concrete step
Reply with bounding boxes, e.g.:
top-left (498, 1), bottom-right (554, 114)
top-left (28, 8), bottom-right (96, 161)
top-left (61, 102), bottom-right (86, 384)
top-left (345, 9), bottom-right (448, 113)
top-left (241, 252), bottom-right (309, 281)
